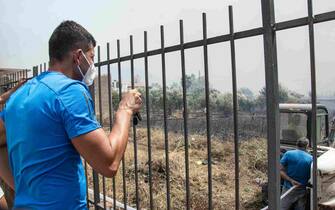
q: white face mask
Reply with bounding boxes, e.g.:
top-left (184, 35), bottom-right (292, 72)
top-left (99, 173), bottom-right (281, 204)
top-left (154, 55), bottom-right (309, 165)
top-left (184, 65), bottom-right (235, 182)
top-left (77, 51), bottom-right (97, 86)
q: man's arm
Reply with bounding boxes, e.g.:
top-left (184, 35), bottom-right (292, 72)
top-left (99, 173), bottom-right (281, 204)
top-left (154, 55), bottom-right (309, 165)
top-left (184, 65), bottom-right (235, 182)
top-left (280, 164), bottom-right (301, 186)
top-left (0, 79), bottom-right (26, 105)
top-left (72, 90), bottom-right (142, 178)
top-left (0, 80), bottom-right (25, 190)
top-left (0, 120), bottom-right (14, 189)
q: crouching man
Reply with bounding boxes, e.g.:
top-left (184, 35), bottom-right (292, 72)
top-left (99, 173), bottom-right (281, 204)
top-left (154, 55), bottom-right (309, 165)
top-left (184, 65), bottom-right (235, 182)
top-left (280, 137), bottom-right (312, 210)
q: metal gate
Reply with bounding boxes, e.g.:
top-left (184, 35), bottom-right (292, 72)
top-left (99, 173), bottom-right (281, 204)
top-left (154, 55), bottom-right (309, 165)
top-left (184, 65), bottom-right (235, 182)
top-left (1, 0), bottom-right (335, 209)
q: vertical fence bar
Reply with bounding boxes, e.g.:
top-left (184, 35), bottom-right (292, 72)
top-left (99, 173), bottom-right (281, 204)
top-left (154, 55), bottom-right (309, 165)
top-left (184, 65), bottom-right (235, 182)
top-left (229, 6), bottom-right (240, 210)
top-left (106, 42), bottom-right (117, 210)
top-left (179, 19), bottom-right (191, 210)
top-left (97, 46), bottom-right (107, 210)
top-left (117, 39), bottom-right (128, 210)
top-left (11, 73), bottom-right (13, 87)
top-left (7, 73), bottom-right (10, 89)
top-left (10, 73), bottom-right (13, 88)
top-left (160, 25), bottom-right (171, 210)
top-left (130, 35), bottom-right (140, 209)
top-left (87, 85), bottom-right (100, 210)
top-left (14, 72), bottom-right (16, 86)
top-left (92, 149), bottom-right (100, 205)
top-left (261, 0), bottom-right (281, 209)
top-left (307, 0), bottom-right (318, 209)
top-left (90, 56), bottom-right (100, 209)
top-left (84, 161), bottom-right (89, 209)
top-left (107, 42), bottom-right (114, 125)
top-left (40, 64), bottom-right (42, 75)
top-left (8, 73), bottom-right (10, 89)
top-left (33, 66), bottom-right (38, 77)
top-left (44, 62), bottom-right (47, 72)
top-left (202, 13), bottom-right (213, 210)
top-left (144, 31), bottom-right (154, 210)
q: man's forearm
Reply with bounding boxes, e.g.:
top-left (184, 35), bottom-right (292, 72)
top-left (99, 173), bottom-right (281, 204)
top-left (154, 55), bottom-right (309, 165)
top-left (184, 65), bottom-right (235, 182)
top-left (0, 125), bottom-right (14, 189)
top-left (280, 170), bottom-right (292, 182)
top-left (0, 146), bottom-right (14, 190)
top-left (107, 109), bottom-right (132, 172)
top-left (0, 79), bottom-right (26, 105)
top-left (0, 88), bottom-right (17, 105)
top-left (280, 170), bottom-right (301, 186)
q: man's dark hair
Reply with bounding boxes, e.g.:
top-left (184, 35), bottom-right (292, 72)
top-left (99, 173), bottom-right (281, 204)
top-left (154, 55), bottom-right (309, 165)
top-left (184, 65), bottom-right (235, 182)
top-left (297, 137), bottom-right (309, 149)
top-left (49, 20), bottom-right (96, 63)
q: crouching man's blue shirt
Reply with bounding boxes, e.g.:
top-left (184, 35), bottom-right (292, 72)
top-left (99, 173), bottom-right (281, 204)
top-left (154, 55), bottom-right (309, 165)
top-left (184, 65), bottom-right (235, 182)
top-left (2, 71), bottom-right (101, 209)
top-left (280, 149), bottom-right (313, 189)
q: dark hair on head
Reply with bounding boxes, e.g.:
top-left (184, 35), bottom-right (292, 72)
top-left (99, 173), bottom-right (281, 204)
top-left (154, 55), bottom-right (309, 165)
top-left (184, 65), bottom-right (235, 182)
top-left (297, 137), bottom-right (309, 149)
top-left (49, 20), bottom-right (96, 63)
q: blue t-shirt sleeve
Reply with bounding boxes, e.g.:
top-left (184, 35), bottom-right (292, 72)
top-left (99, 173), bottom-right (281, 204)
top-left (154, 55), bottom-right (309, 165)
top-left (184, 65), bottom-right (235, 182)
top-left (58, 83), bottom-right (101, 139)
top-left (280, 152), bottom-right (289, 167)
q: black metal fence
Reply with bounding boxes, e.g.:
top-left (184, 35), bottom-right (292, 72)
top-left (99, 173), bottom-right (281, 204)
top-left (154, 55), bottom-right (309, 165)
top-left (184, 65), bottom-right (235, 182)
top-left (1, 0), bottom-right (335, 209)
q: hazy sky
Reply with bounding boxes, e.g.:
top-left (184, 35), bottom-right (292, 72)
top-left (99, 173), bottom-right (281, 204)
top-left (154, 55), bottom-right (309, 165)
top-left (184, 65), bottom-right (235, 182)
top-left (0, 0), bottom-right (335, 95)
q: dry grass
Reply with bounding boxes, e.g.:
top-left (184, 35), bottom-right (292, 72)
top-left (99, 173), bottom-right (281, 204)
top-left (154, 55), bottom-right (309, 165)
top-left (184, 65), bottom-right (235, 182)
top-left (87, 128), bottom-right (267, 210)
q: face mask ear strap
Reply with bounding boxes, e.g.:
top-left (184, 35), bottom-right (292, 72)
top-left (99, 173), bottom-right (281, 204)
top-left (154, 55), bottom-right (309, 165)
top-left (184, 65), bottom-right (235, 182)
top-left (80, 50), bottom-right (91, 65)
top-left (77, 65), bottom-right (85, 78)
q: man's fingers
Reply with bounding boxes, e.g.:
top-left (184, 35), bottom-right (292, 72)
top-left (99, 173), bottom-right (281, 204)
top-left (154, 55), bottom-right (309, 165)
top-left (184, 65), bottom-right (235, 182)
top-left (118, 89), bottom-right (142, 115)
top-left (135, 96), bottom-right (142, 104)
top-left (129, 89), bottom-right (142, 99)
top-left (128, 89), bottom-right (140, 95)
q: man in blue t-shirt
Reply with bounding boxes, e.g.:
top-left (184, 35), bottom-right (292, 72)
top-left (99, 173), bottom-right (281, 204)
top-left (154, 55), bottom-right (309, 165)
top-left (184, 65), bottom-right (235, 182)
top-left (280, 137), bottom-right (313, 210)
top-left (0, 21), bottom-right (142, 209)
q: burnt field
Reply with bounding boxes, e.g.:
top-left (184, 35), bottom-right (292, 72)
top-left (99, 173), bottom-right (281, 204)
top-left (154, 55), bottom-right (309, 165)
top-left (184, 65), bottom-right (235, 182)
top-left (87, 127), bottom-right (268, 210)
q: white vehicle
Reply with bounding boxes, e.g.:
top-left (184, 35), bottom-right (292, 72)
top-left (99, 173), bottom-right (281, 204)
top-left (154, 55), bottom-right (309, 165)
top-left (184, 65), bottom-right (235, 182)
top-left (279, 104), bottom-right (335, 209)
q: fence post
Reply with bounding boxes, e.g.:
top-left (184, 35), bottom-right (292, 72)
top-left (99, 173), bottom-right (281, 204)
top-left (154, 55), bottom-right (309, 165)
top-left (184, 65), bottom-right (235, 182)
top-left (307, 0), bottom-right (318, 209)
top-left (89, 80), bottom-right (101, 209)
top-left (33, 66), bottom-right (38, 77)
top-left (261, 0), bottom-right (281, 209)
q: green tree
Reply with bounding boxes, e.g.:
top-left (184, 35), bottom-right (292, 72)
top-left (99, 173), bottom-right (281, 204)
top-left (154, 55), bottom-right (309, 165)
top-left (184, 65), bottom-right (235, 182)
top-left (256, 84), bottom-right (304, 109)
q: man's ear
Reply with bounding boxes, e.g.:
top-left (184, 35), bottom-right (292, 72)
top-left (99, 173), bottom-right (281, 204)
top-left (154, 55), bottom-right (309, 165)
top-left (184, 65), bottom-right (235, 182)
top-left (73, 49), bottom-right (82, 65)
